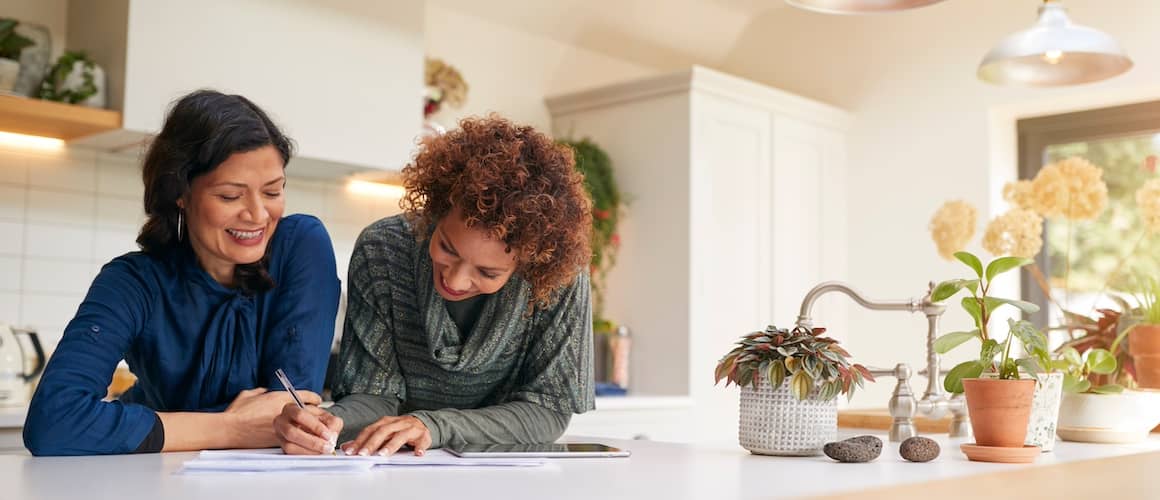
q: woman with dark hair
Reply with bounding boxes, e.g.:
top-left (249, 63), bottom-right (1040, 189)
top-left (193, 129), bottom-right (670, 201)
top-left (23, 90), bottom-right (340, 456)
top-left (274, 115), bottom-right (594, 456)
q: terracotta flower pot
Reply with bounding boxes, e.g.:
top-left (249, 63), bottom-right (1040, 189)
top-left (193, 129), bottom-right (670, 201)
top-left (1131, 325), bottom-right (1160, 389)
top-left (962, 378), bottom-right (1036, 447)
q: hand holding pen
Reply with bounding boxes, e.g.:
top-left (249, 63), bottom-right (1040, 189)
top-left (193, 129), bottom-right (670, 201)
top-left (273, 368), bottom-right (344, 455)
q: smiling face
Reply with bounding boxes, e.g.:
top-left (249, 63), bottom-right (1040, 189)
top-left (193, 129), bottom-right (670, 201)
top-left (429, 207), bottom-right (518, 301)
top-left (180, 145), bottom-right (286, 286)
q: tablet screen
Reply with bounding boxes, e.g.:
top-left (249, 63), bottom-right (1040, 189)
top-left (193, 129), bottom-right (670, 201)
top-left (445, 443), bottom-right (630, 458)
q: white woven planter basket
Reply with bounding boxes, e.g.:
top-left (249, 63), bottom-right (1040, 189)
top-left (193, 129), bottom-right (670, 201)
top-left (738, 374), bottom-right (837, 456)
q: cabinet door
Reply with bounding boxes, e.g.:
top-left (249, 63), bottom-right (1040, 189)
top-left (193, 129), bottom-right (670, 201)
top-left (688, 92), bottom-right (773, 444)
top-left (770, 115), bottom-right (848, 338)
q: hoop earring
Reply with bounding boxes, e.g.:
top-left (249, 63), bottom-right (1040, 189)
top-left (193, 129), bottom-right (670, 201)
top-left (177, 212), bottom-right (183, 242)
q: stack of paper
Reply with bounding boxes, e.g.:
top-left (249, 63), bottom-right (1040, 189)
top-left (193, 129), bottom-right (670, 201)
top-left (178, 448), bottom-right (546, 474)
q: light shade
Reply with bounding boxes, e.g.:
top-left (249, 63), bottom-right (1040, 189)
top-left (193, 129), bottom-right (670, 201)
top-left (978, 2), bottom-right (1132, 87)
top-left (785, 0), bottom-right (946, 14)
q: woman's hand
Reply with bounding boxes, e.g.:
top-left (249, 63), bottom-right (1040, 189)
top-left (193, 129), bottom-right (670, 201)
top-left (341, 415), bottom-right (431, 457)
top-left (274, 404), bottom-right (344, 455)
top-left (223, 387), bottom-right (322, 448)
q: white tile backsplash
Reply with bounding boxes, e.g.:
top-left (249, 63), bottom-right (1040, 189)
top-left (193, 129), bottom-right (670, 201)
top-left (20, 293), bottom-right (84, 331)
top-left (27, 151), bottom-right (98, 192)
top-left (0, 220), bottom-right (22, 255)
top-left (0, 184), bottom-right (26, 220)
top-left (96, 196), bottom-right (145, 230)
top-left (25, 223), bottom-right (94, 260)
top-left (94, 228), bottom-right (140, 263)
top-left (0, 150), bottom-right (27, 185)
top-left (0, 256), bottom-right (20, 291)
top-left (0, 291), bottom-right (18, 322)
top-left (96, 156), bottom-right (142, 197)
top-left (23, 259), bottom-right (96, 294)
top-left (26, 189), bottom-right (97, 226)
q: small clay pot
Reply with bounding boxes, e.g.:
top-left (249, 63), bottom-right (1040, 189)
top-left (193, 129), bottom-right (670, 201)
top-left (1131, 325), bottom-right (1160, 389)
top-left (962, 378), bottom-right (1036, 448)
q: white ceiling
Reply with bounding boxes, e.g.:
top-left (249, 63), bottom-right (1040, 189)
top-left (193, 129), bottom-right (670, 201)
top-left (429, 0), bottom-right (792, 69)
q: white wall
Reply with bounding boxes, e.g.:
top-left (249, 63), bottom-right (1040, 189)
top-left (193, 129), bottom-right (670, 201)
top-left (718, 0), bottom-right (1160, 407)
top-left (423, 3), bottom-right (659, 132)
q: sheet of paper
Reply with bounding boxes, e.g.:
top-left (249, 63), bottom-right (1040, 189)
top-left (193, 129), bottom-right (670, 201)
top-left (193, 448), bottom-right (545, 468)
top-left (178, 459), bottom-right (375, 475)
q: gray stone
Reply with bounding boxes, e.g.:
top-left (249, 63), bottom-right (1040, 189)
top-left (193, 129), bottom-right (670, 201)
top-left (823, 435), bottom-right (883, 463)
top-left (899, 436), bottom-right (940, 463)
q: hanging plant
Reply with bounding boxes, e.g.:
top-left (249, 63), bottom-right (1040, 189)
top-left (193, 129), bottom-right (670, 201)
top-left (560, 138), bottom-right (621, 332)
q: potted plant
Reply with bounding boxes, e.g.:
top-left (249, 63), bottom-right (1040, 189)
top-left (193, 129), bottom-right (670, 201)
top-left (932, 251), bottom-right (1053, 460)
top-left (1130, 277), bottom-right (1160, 388)
top-left (715, 324), bottom-right (873, 456)
top-left (1055, 345), bottom-right (1160, 443)
top-left (0, 18), bottom-right (34, 93)
top-left (37, 50), bottom-right (106, 108)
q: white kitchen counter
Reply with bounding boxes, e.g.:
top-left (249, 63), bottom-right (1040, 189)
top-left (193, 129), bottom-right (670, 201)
top-left (3, 432), bottom-right (1158, 499)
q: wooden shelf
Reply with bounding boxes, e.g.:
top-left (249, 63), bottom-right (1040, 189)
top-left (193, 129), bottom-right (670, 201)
top-left (0, 94), bottom-right (121, 140)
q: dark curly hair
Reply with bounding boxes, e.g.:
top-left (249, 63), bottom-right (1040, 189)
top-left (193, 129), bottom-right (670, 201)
top-left (401, 115), bottom-right (593, 308)
top-left (137, 89), bottom-right (295, 294)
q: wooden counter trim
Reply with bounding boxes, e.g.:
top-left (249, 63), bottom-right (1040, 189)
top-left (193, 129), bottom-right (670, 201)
top-left (812, 450), bottom-right (1160, 500)
top-left (840, 409), bottom-right (1160, 434)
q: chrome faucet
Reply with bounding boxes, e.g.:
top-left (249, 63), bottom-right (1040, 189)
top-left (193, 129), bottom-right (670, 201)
top-left (795, 281), bottom-right (972, 442)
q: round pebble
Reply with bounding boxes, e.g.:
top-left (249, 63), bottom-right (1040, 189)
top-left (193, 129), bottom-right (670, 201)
top-left (823, 435), bottom-right (883, 463)
top-left (899, 436), bottom-right (940, 462)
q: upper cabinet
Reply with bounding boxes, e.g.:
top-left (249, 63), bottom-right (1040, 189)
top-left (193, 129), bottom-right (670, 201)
top-left (63, 0), bottom-right (423, 178)
top-left (548, 67), bottom-right (852, 444)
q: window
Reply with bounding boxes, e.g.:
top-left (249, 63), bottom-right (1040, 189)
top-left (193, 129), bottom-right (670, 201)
top-left (1018, 101), bottom-right (1160, 333)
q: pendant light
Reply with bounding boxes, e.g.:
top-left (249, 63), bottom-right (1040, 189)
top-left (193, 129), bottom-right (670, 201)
top-left (978, 0), bottom-right (1132, 87)
top-left (785, 0), bottom-right (947, 15)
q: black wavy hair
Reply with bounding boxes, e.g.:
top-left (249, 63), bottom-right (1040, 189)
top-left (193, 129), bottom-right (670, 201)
top-left (136, 89), bottom-right (295, 294)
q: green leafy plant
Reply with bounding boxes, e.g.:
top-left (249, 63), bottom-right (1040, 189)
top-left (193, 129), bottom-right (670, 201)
top-left (559, 138), bottom-right (621, 333)
top-left (0, 18), bottom-right (34, 61)
top-left (1054, 308), bottom-right (1136, 389)
top-left (714, 324), bottom-right (874, 401)
top-left (1137, 275), bottom-right (1160, 325)
top-left (37, 51), bottom-right (98, 104)
top-left (931, 251), bottom-right (1049, 393)
top-left (1056, 347), bottom-right (1123, 394)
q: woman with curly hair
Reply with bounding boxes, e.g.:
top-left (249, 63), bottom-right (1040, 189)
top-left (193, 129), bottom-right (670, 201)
top-left (274, 115), bottom-right (595, 456)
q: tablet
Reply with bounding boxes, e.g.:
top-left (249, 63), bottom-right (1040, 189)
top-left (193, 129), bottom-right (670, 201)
top-left (444, 443), bottom-right (631, 458)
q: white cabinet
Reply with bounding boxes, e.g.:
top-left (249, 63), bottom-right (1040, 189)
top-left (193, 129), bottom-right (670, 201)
top-left (547, 67), bottom-right (850, 445)
top-left (66, 0), bottom-right (423, 178)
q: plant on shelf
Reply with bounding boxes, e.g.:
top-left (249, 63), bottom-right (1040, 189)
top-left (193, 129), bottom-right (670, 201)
top-left (37, 50), bottom-right (99, 104)
top-left (0, 18), bottom-right (33, 61)
top-left (559, 138), bottom-right (622, 333)
top-left (715, 324), bottom-right (874, 402)
top-left (716, 324), bottom-right (874, 457)
top-left (0, 18), bottom-right (34, 92)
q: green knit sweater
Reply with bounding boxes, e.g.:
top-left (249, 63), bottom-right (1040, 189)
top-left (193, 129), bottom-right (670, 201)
top-left (328, 215), bottom-right (595, 447)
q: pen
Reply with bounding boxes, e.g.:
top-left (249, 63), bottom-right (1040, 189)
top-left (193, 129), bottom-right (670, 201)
top-left (274, 368), bottom-right (336, 454)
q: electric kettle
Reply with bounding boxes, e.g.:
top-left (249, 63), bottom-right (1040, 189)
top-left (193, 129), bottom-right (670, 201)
top-left (0, 323), bottom-right (45, 407)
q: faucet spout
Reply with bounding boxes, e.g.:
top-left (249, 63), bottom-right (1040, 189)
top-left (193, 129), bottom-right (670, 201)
top-left (792, 280), bottom-right (965, 441)
top-left (795, 281), bottom-right (923, 330)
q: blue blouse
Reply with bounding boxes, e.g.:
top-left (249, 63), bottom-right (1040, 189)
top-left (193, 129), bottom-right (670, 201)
top-left (23, 214), bottom-right (340, 456)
